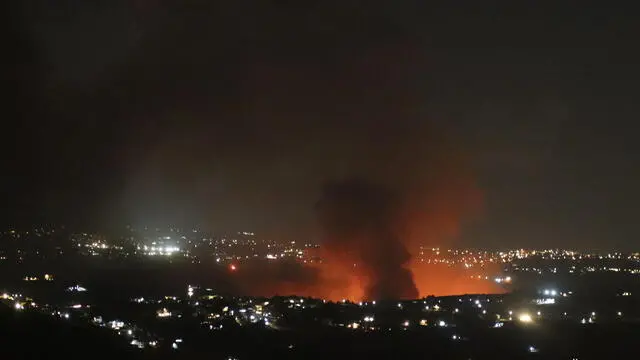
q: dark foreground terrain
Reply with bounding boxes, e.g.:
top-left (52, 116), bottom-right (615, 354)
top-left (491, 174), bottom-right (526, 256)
top-left (2, 303), bottom-right (638, 360)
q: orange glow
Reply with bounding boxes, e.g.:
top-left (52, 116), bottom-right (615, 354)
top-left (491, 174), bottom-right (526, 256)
top-left (410, 262), bottom-right (505, 297)
top-left (223, 129), bottom-right (499, 301)
top-left (229, 264), bottom-right (237, 271)
top-left (228, 256), bottom-right (505, 302)
top-left (303, 261), bottom-right (504, 301)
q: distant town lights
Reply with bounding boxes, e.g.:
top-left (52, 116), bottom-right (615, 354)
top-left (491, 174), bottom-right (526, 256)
top-left (157, 308), bottom-right (172, 318)
top-left (67, 285), bottom-right (87, 292)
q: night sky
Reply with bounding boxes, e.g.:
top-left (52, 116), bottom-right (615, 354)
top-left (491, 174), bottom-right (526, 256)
top-left (4, 1), bottom-right (640, 250)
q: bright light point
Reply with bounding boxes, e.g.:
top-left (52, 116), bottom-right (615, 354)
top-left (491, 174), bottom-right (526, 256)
top-left (591, 312), bottom-right (596, 316)
top-left (528, 346), bottom-right (539, 353)
top-left (67, 285), bottom-right (87, 292)
top-left (229, 264), bottom-right (237, 271)
top-left (157, 308), bottom-right (172, 318)
top-left (14, 302), bottom-right (23, 310)
top-left (402, 321), bottom-right (410, 327)
top-left (128, 330), bottom-right (133, 335)
top-left (617, 312), bottom-right (622, 316)
top-left (543, 290), bottom-right (550, 296)
top-left (536, 298), bottom-right (555, 305)
top-left (505, 276), bottom-right (512, 282)
top-left (419, 319), bottom-right (428, 326)
top-left (518, 314), bottom-right (533, 323)
top-left (172, 342), bottom-right (178, 350)
top-left (452, 335), bottom-right (458, 340)
top-left (438, 320), bottom-right (446, 327)
top-left (550, 290), bottom-right (557, 296)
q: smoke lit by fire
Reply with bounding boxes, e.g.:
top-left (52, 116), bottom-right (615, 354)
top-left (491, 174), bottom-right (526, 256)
top-left (227, 127), bottom-right (502, 300)
top-left (227, 155), bottom-right (501, 301)
top-left (315, 179), bottom-right (419, 300)
top-left (214, 38), bottom-right (499, 301)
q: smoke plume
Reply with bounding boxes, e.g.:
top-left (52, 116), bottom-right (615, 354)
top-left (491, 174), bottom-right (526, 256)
top-left (316, 179), bottom-right (419, 300)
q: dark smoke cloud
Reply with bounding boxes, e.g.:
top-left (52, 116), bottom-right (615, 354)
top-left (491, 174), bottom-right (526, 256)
top-left (316, 179), bottom-right (419, 300)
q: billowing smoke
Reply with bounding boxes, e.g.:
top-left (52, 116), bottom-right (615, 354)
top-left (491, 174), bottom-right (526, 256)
top-left (316, 179), bottom-right (419, 300)
top-left (104, 2), bottom-right (494, 299)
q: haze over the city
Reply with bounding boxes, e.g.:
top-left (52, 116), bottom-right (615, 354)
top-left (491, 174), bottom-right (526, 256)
top-left (6, 1), bottom-right (640, 252)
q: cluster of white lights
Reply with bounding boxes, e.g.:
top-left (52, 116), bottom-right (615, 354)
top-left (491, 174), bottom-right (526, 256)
top-left (536, 298), bottom-right (556, 305)
top-left (67, 285), bottom-right (87, 292)
top-left (157, 308), bottom-right (172, 318)
top-left (142, 245), bottom-right (180, 256)
top-left (109, 320), bottom-right (125, 330)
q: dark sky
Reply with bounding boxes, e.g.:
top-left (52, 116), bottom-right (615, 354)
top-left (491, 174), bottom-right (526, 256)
top-left (4, 1), bottom-right (640, 250)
